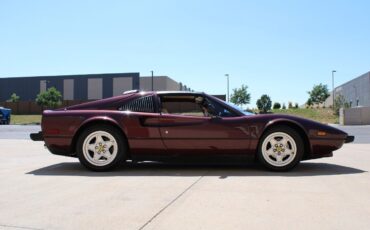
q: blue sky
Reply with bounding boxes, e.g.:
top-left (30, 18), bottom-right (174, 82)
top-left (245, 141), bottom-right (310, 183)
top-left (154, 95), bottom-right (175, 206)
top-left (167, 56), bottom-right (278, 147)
top-left (1, 0), bottom-right (370, 107)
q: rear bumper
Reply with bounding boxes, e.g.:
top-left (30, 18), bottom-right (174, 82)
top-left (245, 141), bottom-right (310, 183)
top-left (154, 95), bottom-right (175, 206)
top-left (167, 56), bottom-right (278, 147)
top-left (345, 135), bottom-right (355, 143)
top-left (30, 131), bottom-right (44, 141)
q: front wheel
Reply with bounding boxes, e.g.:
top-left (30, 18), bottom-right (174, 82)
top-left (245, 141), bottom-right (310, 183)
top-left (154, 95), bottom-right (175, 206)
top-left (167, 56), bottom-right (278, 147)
top-left (258, 126), bottom-right (304, 171)
top-left (76, 125), bottom-right (127, 171)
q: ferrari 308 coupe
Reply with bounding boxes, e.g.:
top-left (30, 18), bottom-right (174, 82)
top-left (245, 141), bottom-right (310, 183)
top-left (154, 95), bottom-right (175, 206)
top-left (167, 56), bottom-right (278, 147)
top-left (31, 90), bottom-right (354, 171)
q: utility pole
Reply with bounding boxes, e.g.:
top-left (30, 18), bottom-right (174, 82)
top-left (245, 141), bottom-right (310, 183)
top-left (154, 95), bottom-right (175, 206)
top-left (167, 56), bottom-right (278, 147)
top-left (332, 70), bottom-right (336, 110)
top-left (151, 70), bottom-right (154, 91)
top-left (225, 74), bottom-right (229, 102)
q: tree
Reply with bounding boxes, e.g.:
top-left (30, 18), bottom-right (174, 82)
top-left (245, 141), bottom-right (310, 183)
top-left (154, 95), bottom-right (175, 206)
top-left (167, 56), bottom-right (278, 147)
top-left (307, 83), bottom-right (330, 106)
top-left (230, 84), bottom-right (251, 109)
top-left (282, 103), bottom-right (286, 109)
top-left (273, 102), bottom-right (281, 109)
top-left (334, 94), bottom-right (350, 115)
top-left (8, 93), bottom-right (20, 102)
top-left (294, 103), bottom-right (299, 109)
top-left (256, 94), bottom-right (272, 113)
top-left (306, 98), bottom-right (313, 108)
top-left (288, 101), bottom-right (293, 109)
top-left (36, 87), bottom-right (62, 109)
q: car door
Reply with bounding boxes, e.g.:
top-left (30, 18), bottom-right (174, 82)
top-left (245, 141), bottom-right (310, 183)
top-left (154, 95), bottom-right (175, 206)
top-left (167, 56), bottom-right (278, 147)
top-left (118, 94), bottom-right (167, 156)
top-left (157, 94), bottom-right (251, 155)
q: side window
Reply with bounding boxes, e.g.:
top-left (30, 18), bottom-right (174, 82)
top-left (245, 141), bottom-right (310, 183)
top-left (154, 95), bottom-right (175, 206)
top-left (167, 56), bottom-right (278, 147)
top-left (119, 96), bottom-right (155, 113)
top-left (160, 95), bottom-right (206, 117)
top-left (204, 98), bottom-right (237, 117)
top-left (159, 95), bottom-right (238, 117)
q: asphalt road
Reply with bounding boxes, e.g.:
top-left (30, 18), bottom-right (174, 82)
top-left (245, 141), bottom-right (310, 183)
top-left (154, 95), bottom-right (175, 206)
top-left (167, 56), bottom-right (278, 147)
top-left (0, 125), bottom-right (40, 140)
top-left (0, 125), bottom-right (369, 229)
top-left (330, 124), bottom-right (370, 144)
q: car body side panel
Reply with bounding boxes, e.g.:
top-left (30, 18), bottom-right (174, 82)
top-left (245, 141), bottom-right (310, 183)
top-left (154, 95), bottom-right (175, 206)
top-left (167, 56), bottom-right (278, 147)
top-left (42, 110), bottom-right (166, 157)
top-left (119, 112), bottom-right (166, 155)
top-left (41, 112), bottom-right (84, 155)
top-left (156, 114), bottom-right (256, 156)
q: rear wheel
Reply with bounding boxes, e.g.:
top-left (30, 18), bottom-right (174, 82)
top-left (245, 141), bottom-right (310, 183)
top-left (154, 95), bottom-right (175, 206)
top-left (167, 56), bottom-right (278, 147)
top-left (258, 126), bottom-right (304, 171)
top-left (76, 125), bottom-right (127, 171)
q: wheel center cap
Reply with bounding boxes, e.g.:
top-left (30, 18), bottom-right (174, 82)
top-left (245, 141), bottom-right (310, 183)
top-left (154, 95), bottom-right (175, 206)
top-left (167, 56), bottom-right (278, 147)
top-left (276, 146), bottom-right (284, 152)
top-left (96, 143), bottom-right (106, 153)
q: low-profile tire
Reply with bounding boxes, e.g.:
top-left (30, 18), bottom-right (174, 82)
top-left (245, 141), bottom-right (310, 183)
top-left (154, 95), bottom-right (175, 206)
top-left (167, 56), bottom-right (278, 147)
top-left (76, 125), bottom-right (127, 171)
top-left (257, 126), bottom-right (304, 171)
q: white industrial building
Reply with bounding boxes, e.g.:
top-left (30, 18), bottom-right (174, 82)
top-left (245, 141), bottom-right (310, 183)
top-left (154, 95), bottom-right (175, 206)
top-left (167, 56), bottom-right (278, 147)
top-left (326, 71), bottom-right (370, 107)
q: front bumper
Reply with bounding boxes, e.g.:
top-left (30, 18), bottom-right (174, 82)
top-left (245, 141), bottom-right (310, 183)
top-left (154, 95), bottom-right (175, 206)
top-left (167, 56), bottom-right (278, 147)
top-left (30, 131), bottom-right (44, 141)
top-left (345, 135), bottom-right (355, 143)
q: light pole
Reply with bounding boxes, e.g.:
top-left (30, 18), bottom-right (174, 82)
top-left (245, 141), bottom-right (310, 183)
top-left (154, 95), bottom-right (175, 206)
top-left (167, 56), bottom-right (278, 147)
top-left (225, 74), bottom-right (229, 102)
top-left (332, 70), bottom-right (336, 110)
top-left (151, 71), bottom-right (154, 91)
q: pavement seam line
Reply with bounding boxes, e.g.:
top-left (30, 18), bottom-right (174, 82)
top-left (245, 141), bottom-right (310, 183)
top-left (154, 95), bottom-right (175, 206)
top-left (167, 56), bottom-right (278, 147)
top-left (0, 224), bottom-right (43, 230)
top-left (138, 171), bottom-right (208, 230)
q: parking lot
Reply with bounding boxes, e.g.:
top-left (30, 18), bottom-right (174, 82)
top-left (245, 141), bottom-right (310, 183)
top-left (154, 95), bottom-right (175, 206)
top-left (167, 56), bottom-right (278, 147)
top-left (0, 125), bottom-right (369, 230)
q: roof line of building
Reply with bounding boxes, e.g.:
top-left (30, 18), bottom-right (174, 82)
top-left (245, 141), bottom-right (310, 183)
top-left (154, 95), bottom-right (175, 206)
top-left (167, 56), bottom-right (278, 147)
top-left (335, 71), bottom-right (370, 89)
top-left (0, 72), bottom-right (140, 79)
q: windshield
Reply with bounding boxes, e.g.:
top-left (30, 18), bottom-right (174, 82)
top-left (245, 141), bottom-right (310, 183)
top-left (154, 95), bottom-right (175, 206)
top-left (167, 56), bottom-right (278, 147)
top-left (224, 101), bottom-right (255, 116)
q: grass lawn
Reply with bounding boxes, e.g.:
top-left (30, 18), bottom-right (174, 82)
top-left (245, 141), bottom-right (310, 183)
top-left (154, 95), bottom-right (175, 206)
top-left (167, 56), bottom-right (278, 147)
top-left (272, 108), bottom-right (338, 124)
top-left (11, 115), bottom-right (42, 125)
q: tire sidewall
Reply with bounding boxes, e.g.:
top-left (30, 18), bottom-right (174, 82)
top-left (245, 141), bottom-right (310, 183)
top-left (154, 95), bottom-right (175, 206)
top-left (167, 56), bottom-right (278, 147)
top-left (77, 125), bottom-right (126, 171)
top-left (258, 126), bottom-right (304, 171)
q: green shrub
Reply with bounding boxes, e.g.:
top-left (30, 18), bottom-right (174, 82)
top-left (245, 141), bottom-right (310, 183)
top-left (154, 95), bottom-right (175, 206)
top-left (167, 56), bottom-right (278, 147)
top-left (36, 87), bottom-right (62, 109)
top-left (273, 102), bottom-right (281, 109)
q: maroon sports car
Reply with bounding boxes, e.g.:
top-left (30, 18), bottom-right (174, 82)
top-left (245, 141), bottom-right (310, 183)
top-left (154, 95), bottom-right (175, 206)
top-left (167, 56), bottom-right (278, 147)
top-left (31, 90), bottom-right (354, 171)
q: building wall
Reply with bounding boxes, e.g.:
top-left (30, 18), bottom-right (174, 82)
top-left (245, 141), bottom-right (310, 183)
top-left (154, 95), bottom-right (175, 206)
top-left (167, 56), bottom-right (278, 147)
top-left (113, 77), bottom-right (133, 96)
top-left (0, 73), bottom-right (140, 101)
top-left (140, 76), bottom-right (183, 91)
top-left (340, 107), bottom-right (370, 125)
top-left (0, 73), bottom-right (195, 102)
top-left (325, 71), bottom-right (370, 107)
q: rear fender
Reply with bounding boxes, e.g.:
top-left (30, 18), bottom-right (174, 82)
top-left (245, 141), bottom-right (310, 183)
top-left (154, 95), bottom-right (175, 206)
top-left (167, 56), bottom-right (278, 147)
top-left (79, 116), bottom-right (121, 131)
top-left (71, 116), bottom-right (129, 154)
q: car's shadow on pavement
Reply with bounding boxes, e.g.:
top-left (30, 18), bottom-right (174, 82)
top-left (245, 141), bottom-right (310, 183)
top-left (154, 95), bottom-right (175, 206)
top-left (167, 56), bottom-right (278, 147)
top-left (27, 161), bottom-right (367, 178)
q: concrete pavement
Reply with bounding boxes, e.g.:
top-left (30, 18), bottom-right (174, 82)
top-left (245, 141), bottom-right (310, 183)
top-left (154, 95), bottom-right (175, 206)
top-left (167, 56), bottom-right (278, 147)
top-left (0, 140), bottom-right (369, 230)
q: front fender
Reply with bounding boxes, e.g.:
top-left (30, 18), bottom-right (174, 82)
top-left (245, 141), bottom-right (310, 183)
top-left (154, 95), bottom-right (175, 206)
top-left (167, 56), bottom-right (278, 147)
top-left (256, 118), bottom-right (312, 157)
top-left (263, 118), bottom-right (309, 137)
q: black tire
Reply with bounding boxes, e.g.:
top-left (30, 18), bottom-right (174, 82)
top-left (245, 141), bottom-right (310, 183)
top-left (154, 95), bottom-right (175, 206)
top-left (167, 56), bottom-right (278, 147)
top-left (257, 126), bottom-right (304, 171)
top-left (76, 124), bottom-right (127, 171)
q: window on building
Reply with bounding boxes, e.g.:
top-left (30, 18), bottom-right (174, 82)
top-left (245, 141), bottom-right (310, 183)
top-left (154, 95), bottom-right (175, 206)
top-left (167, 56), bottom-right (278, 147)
top-left (63, 79), bottom-right (74, 100)
top-left (119, 96), bottom-right (155, 113)
top-left (88, 78), bottom-right (103, 100)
